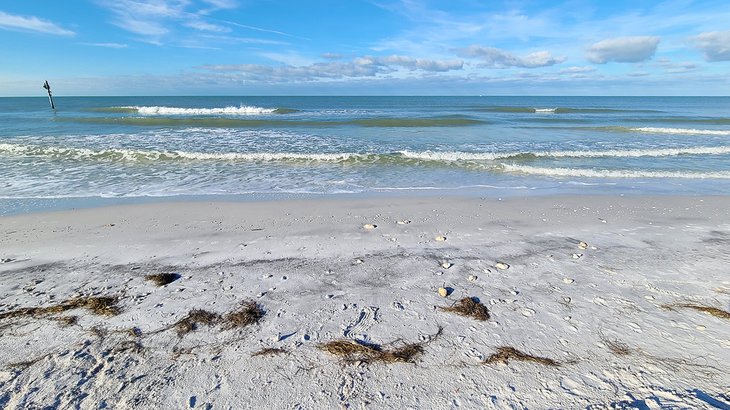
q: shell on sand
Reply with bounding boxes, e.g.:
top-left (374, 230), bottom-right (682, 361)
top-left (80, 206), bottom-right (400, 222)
top-left (468, 274), bottom-right (478, 282)
top-left (572, 253), bottom-right (582, 259)
top-left (438, 287), bottom-right (448, 297)
top-left (495, 262), bottom-right (510, 270)
top-left (578, 241), bottom-right (588, 250)
top-left (441, 261), bottom-right (453, 269)
top-left (363, 223), bottom-right (377, 230)
top-left (435, 235), bottom-right (447, 242)
top-left (396, 220), bottom-right (411, 225)
top-left (563, 278), bottom-right (575, 284)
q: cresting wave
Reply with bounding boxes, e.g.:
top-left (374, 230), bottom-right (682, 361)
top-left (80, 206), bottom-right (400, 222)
top-left (501, 164), bottom-right (730, 179)
top-left (61, 116), bottom-right (485, 128)
top-left (92, 106), bottom-right (297, 115)
top-left (471, 106), bottom-right (661, 114)
top-left (3, 143), bottom-right (730, 163)
top-left (530, 126), bottom-right (730, 136)
top-left (632, 127), bottom-right (730, 136)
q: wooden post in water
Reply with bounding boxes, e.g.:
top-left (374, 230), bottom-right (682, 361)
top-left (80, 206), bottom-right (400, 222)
top-left (43, 80), bottom-right (55, 110)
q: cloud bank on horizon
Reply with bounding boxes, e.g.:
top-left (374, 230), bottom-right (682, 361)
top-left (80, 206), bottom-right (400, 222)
top-left (0, 0), bottom-right (729, 95)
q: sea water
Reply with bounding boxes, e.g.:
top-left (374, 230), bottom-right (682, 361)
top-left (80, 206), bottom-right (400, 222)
top-left (1, 96), bottom-right (729, 214)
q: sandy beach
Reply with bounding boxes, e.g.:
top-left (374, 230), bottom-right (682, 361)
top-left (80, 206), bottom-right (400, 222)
top-left (0, 195), bottom-right (729, 409)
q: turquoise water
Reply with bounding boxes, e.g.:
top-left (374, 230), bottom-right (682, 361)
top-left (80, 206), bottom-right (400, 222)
top-left (1, 96), bottom-right (729, 214)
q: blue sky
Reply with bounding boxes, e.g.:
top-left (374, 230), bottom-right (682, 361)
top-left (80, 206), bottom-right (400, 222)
top-left (1, 0), bottom-right (729, 96)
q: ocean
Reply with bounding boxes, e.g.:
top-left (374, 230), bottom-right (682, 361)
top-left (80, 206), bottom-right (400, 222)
top-left (1, 96), bottom-right (729, 214)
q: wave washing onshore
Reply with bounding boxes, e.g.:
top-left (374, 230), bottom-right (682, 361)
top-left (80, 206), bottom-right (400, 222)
top-left (1, 96), bottom-right (729, 213)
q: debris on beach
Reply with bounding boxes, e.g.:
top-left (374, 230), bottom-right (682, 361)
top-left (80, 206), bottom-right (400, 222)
top-left (483, 346), bottom-right (559, 366)
top-left (363, 223), bottom-right (377, 230)
top-left (175, 309), bottom-right (222, 336)
top-left (396, 220), bottom-right (411, 225)
top-left (223, 301), bottom-right (265, 329)
top-left (435, 235), bottom-right (447, 242)
top-left (572, 253), bottom-right (583, 259)
top-left (495, 262), bottom-right (510, 270)
top-left (0, 296), bottom-right (121, 321)
top-left (662, 303), bottom-right (730, 319)
top-left (468, 274), bottom-right (478, 282)
top-left (145, 272), bottom-right (181, 286)
top-left (440, 297), bottom-right (490, 321)
top-left (438, 287), bottom-right (449, 297)
top-left (252, 347), bottom-right (288, 357)
top-left (441, 261), bottom-right (453, 269)
top-left (578, 241), bottom-right (589, 250)
top-left (319, 339), bottom-right (424, 364)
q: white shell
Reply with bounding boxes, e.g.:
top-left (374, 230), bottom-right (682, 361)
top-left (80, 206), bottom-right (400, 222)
top-left (438, 287), bottom-right (448, 297)
top-left (563, 278), bottom-right (575, 284)
top-left (441, 261), bottom-right (453, 269)
top-left (468, 275), bottom-right (478, 282)
top-left (435, 235), bottom-right (447, 242)
top-left (363, 223), bottom-right (377, 230)
top-left (572, 253), bottom-right (583, 259)
top-left (495, 262), bottom-right (510, 270)
top-left (578, 241), bottom-right (588, 249)
top-left (396, 220), bottom-right (411, 225)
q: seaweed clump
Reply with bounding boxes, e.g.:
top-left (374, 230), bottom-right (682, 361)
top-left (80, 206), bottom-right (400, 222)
top-left (319, 340), bottom-right (424, 364)
top-left (145, 273), bottom-right (181, 286)
top-left (0, 296), bottom-right (121, 321)
top-left (662, 303), bottom-right (730, 319)
top-left (440, 297), bottom-right (490, 321)
top-left (483, 346), bottom-right (559, 367)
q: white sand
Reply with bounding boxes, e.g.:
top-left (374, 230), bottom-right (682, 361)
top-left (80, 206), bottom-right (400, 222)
top-left (0, 196), bottom-right (729, 409)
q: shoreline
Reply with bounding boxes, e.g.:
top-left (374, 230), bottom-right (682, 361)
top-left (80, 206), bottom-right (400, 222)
top-left (1, 195), bottom-right (729, 408)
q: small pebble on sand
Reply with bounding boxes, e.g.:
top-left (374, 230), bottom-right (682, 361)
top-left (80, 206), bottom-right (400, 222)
top-left (495, 262), bottom-right (510, 270)
top-left (468, 274), bottom-right (478, 282)
top-left (578, 241), bottom-right (588, 250)
top-left (438, 287), bottom-right (448, 297)
top-left (435, 235), bottom-right (447, 242)
top-left (563, 278), bottom-right (575, 284)
top-left (572, 253), bottom-right (582, 259)
top-left (396, 220), bottom-right (411, 225)
top-left (363, 224), bottom-right (377, 230)
top-left (441, 261), bottom-right (453, 269)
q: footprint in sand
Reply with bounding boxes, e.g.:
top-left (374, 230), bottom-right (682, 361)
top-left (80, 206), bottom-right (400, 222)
top-left (627, 322), bottom-right (642, 333)
top-left (344, 306), bottom-right (379, 339)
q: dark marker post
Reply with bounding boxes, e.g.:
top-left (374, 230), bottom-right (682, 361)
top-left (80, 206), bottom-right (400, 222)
top-left (43, 80), bottom-right (55, 110)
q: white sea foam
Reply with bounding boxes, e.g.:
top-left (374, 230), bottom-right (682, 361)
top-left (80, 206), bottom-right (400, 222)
top-left (534, 108), bottom-right (557, 113)
top-left (3, 143), bottom-right (730, 163)
top-left (399, 146), bottom-right (730, 160)
top-left (632, 127), bottom-right (730, 136)
top-left (123, 105), bottom-right (278, 115)
top-left (501, 164), bottom-right (730, 179)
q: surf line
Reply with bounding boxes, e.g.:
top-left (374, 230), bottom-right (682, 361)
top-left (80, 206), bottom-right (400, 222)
top-left (43, 80), bottom-right (56, 110)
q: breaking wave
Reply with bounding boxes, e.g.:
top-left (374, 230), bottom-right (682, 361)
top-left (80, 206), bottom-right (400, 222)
top-left (471, 106), bottom-right (661, 114)
top-left (61, 116), bottom-right (485, 128)
top-left (2, 143), bottom-right (729, 164)
top-left (92, 106), bottom-right (296, 115)
top-left (500, 164), bottom-right (730, 179)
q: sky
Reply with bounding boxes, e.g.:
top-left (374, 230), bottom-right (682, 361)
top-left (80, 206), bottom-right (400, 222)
top-left (0, 0), bottom-right (729, 96)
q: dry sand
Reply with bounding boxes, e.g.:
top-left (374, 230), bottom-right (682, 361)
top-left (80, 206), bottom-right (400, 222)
top-left (0, 195), bottom-right (729, 409)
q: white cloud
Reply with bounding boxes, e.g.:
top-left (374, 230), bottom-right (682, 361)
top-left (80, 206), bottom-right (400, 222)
top-left (200, 54), bottom-right (463, 82)
top-left (81, 42), bottom-right (129, 48)
top-left (356, 55), bottom-right (463, 72)
top-left (0, 10), bottom-right (74, 36)
top-left (184, 20), bottom-right (231, 33)
top-left (559, 66), bottom-right (595, 74)
top-left (691, 31), bottom-right (730, 62)
top-left (455, 46), bottom-right (565, 68)
top-left (586, 36), bottom-right (659, 63)
top-left (201, 0), bottom-right (237, 9)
